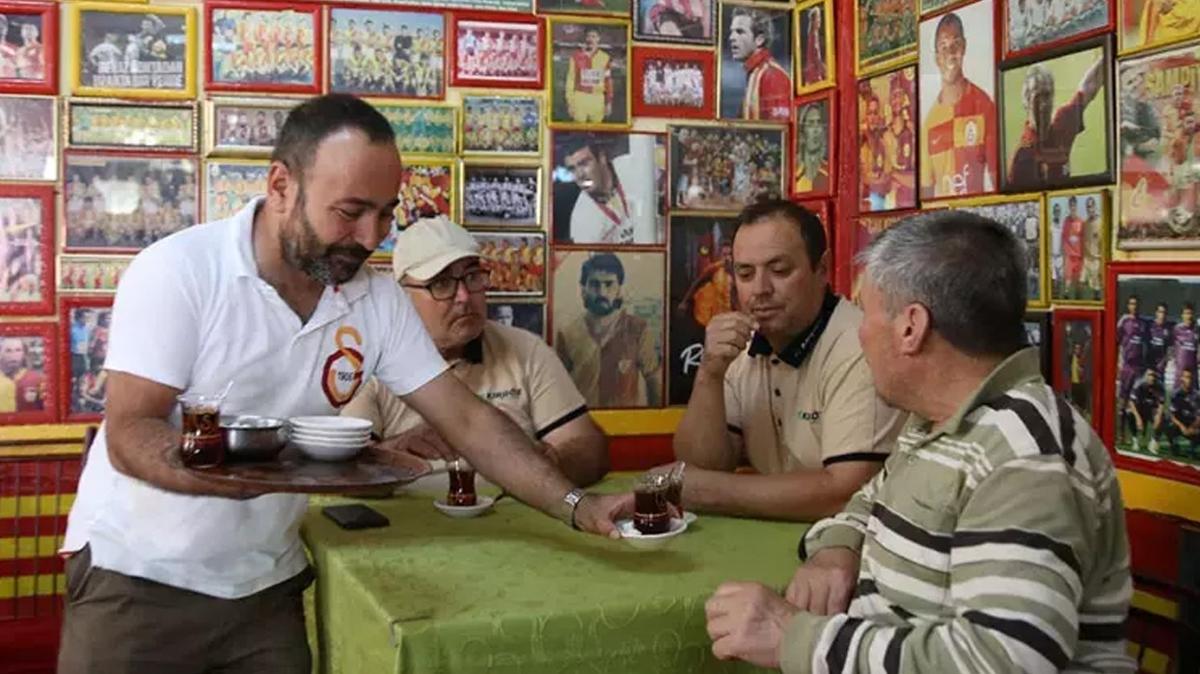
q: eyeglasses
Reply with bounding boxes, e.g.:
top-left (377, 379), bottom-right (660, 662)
top-left (403, 269), bottom-right (490, 301)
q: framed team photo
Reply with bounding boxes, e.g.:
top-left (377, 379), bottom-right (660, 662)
top-left (204, 98), bottom-right (296, 157)
top-left (62, 151), bottom-right (198, 253)
top-left (0, 1), bottom-right (58, 95)
top-left (450, 13), bottom-right (543, 89)
top-left (538, 0), bottom-right (630, 16)
top-left (795, 0), bottom-right (834, 95)
top-left (1053, 307), bottom-right (1102, 430)
top-left (461, 94), bottom-right (541, 156)
top-left (718, 2), bottom-right (792, 122)
top-left (67, 99), bottom-right (198, 152)
top-left (631, 46), bottom-right (714, 119)
top-left (0, 184), bottom-right (54, 316)
top-left (855, 0), bottom-right (918, 77)
top-left (551, 130), bottom-right (666, 245)
top-left (633, 0), bottom-right (716, 46)
top-left (460, 162), bottom-right (541, 228)
top-left (1047, 187), bottom-right (1107, 305)
top-left (58, 255), bottom-right (130, 295)
top-left (669, 123), bottom-right (785, 214)
top-left (0, 94), bottom-right (55, 181)
top-left (204, 158), bottom-right (267, 222)
top-left (0, 322), bottom-right (56, 425)
top-left (205, 2), bottom-right (321, 95)
top-left (375, 102), bottom-right (457, 157)
top-left (550, 248), bottom-right (665, 409)
top-left (792, 90), bottom-right (835, 199)
top-left (1116, 42), bottom-right (1200, 250)
top-left (949, 193), bottom-right (1048, 308)
top-left (1003, 0), bottom-right (1113, 60)
top-left (59, 297), bottom-right (111, 422)
top-left (373, 159), bottom-right (456, 257)
top-left (548, 17), bottom-right (631, 129)
top-left (327, 6), bottom-right (445, 99)
top-left (917, 0), bottom-right (999, 201)
top-left (668, 214), bottom-right (737, 404)
top-left (479, 231), bottom-right (545, 297)
top-left (999, 37), bottom-right (1114, 194)
top-left (1118, 0), bottom-right (1200, 56)
top-left (1106, 264), bottom-right (1200, 485)
top-left (487, 300), bottom-right (544, 338)
top-left (858, 66), bottom-right (917, 213)
top-left (1025, 309), bottom-right (1052, 381)
top-left (70, 3), bottom-right (197, 99)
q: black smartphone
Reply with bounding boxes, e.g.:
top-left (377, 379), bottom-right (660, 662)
top-left (322, 504), bottom-right (390, 530)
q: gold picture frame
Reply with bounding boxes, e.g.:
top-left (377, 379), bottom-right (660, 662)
top-left (203, 157), bottom-right (269, 223)
top-left (69, 2), bottom-right (198, 100)
top-left (459, 91), bottom-right (543, 158)
top-left (547, 16), bottom-right (632, 130)
top-left (853, 0), bottom-right (918, 78)
top-left (203, 97), bottom-right (299, 158)
top-left (65, 98), bottom-right (198, 152)
top-left (945, 192), bottom-right (1049, 309)
top-left (795, 0), bottom-right (835, 96)
top-left (371, 100), bottom-right (459, 159)
top-left (57, 254), bottom-right (133, 295)
top-left (459, 160), bottom-right (543, 229)
top-left (1045, 186), bottom-right (1109, 308)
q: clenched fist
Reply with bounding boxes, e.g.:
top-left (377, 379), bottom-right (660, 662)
top-left (700, 312), bottom-right (757, 379)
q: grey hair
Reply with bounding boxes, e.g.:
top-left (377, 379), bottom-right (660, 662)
top-left (857, 210), bottom-right (1028, 357)
top-left (1022, 64), bottom-right (1054, 108)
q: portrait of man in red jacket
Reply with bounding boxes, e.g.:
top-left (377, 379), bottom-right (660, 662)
top-left (720, 6), bottom-right (791, 122)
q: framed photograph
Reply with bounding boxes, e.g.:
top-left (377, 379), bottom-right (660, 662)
top-left (538, 0), bottom-right (630, 16)
top-left (858, 66), bottom-right (918, 213)
top-left (62, 151), bottom-right (198, 254)
top-left (548, 17), bottom-right (631, 128)
top-left (718, 2), bottom-right (792, 122)
top-left (67, 99), bottom-right (198, 152)
top-left (633, 0), bottom-right (716, 46)
top-left (1053, 307), bottom-right (1102, 430)
top-left (1025, 309), bottom-right (1052, 380)
top-left (1003, 0), bottom-right (1113, 60)
top-left (632, 46), bottom-right (714, 119)
top-left (855, 0), bottom-right (918, 77)
top-left (795, 198), bottom-right (832, 237)
top-left (487, 300), bottom-right (544, 338)
top-left (204, 98), bottom-right (296, 157)
top-left (551, 249), bottom-right (664, 409)
top-left (917, 0), bottom-right (999, 201)
top-left (920, 0), bottom-right (971, 15)
top-left (450, 13), bottom-right (543, 89)
top-left (327, 6), bottom-right (445, 99)
top-left (0, 322), bottom-right (56, 424)
top-left (999, 37), bottom-right (1114, 193)
top-left (374, 159), bottom-right (456, 258)
top-left (206, 2), bottom-right (321, 95)
top-left (479, 231), bottom-right (545, 297)
top-left (845, 209), bottom-right (919, 298)
top-left (668, 214), bottom-right (737, 404)
top-left (551, 130), bottom-right (667, 245)
top-left (460, 162), bottom-right (541, 228)
top-left (461, 94), bottom-right (541, 156)
top-left (792, 90), bottom-right (835, 199)
top-left (1106, 264), bottom-right (1200, 485)
top-left (0, 1), bottom-right (58, 95)
top-left (669, 123), bottom-right (786, 214)
top-left (58, 254), bottom-right (130, 294)
top-left (0, 184), bottom-right (54, 316)
top-left (70, 3), bottom-right (197, 99)
top-left (1116, 42), bottom-right (1200, 250)
top-left (0, 94), bottom-right (56, 181)
top-left (949, 193), bottom-right (1048, 308)
top-left (204, 159), bottom-right (267, 222)
top-left (59, 297), bottom-right (111, 422)
top-left (1047, 187), bottom-right (1107, 305)
top-left (375, 101), bottom-right (457, 157)
top-left (1118, 0), bottom-right (1200, 56)
top-left (795, 0), bottom-right (834, 95)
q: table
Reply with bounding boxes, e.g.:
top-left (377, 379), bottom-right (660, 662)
top-left (302, 474), bottom-right (808, 674)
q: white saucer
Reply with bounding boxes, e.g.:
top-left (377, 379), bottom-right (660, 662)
top-left (682, 511), bottom-right (698, 525)
top-left (433, 495), bottom-right (495, 519)
top-left (616, 517), bottom-right (688, 550)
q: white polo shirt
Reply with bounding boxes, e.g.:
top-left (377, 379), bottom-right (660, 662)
top-left (61, 198), bottom-right (447, 599)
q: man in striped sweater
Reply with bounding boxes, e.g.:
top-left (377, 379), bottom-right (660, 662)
top-left (706, 210), bottom-right (1134, 673)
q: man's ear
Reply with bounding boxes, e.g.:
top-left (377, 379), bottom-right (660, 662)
top-left (265, 161), bottom-right (294, 213)
top-left (897, 303), bottom-right (932, 356)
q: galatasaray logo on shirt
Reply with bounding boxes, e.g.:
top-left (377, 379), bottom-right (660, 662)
top-left (321, 325), bottom-right (364, 408)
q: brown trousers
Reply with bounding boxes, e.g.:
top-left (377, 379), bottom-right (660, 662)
top-left (57, 546), bottom-right (313, 674)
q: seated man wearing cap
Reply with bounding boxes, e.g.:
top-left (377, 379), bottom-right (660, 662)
top-left (342, 217), bottom-right (609, 487)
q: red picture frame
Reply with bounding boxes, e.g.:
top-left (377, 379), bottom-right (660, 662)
top-left (58, 296), bottom-right (111, 422)
top-left (631, 46), bottom-right (715, 120)
top-left (794, 197), bottom-right (832, 245)
top-left (0, 1), bottom-right (58, 95)
top-left (791, 89), bottom-right (835, 200)
top-left (204, 1), bottom-right (324, 95)
top-left (0, 183), bottom-right (54, 315)
top-left (0, 321), bottom-right (58, 425)
top-left (1053, 308), bottom-right (1103, 433)
top-left (449, 11), bottom-right (544, 90)
top-left (325, 2), bottom-right (447, 101)
top-left (1001, 0), bottom-right (1114, 62)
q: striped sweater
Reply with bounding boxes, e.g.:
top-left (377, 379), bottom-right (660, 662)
top-left (783, 348), bottom-right (1134, 674)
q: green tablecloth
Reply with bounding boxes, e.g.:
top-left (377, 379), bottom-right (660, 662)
top-left (302, 473), bottom-right (808, 674)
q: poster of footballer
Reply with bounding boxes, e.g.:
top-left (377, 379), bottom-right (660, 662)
top-left (0, 321), bottom-right (56, 424)
top-left (74, 7), bottom-right (194, 97)
top-left (858, 66), bottom-right (917, 212)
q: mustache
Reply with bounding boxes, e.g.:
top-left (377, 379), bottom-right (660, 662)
top-left (325, 244), bottom-right (371, 262)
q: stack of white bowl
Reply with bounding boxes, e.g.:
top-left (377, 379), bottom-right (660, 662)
top-left (288, 416), bottom-right (372, 461)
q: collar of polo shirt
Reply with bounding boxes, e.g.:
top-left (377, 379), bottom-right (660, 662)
top-left (748, 289), bottom-right (840, 367)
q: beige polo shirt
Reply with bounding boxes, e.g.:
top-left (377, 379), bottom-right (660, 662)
top-left (343, 321), bottom-right (588, 441)
top-left (724, 297), bottom-right (905, 474)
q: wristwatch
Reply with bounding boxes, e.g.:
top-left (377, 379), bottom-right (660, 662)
top-left (563, 488), bottom-right (586, 530)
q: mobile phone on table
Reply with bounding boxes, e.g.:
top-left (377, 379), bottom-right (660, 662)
top-left (321, 504), bottom-right (390, 530)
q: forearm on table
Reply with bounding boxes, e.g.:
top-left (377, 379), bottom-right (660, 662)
top-left (674, 372), bottom-right (739, 471)
top-left (106, 416), bottom-right (246, 497)
top-left (685, 467), bottom-right (865, 521)
top-left (542, 435), bottom-right (609, 488)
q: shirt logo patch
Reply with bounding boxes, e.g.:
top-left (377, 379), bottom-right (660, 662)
top-left (321, 325), bottom-right (364, 408)
top-left (484, 387), bottom-right (522, 401)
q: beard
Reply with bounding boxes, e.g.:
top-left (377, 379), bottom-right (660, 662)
top-left (280, 187), bottom-right (371, 286)
top-left (584, 295), bottom-right (622, 317)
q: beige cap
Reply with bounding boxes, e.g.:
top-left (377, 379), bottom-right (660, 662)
top-left (390, 215), bottom-right (480, 281)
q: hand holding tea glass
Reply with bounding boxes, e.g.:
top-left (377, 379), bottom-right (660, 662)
top-left (178, 391), bottom-right (227, 468)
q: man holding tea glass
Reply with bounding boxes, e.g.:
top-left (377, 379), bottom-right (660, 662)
top-left (57, 94), bottom-right (633, 674)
